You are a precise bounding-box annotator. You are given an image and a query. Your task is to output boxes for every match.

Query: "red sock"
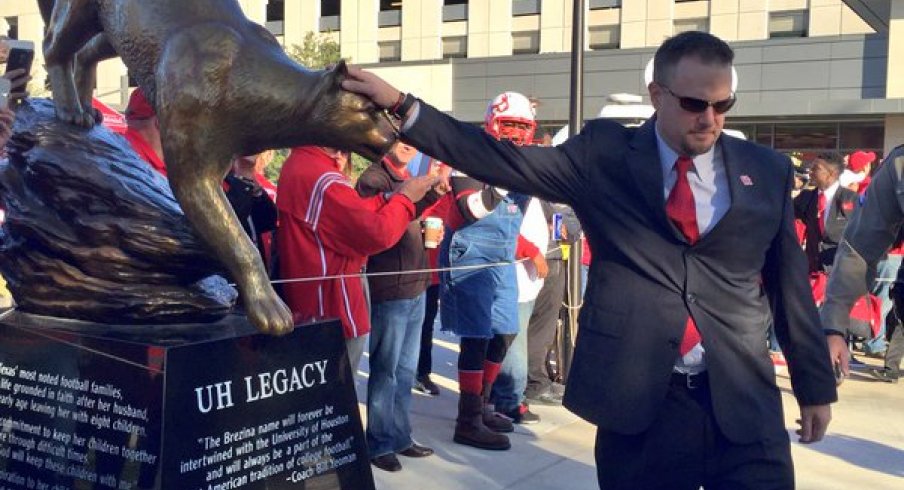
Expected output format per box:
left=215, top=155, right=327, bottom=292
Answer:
left=483, top=360, right=502, bottom=389
left=459, top=370, right=483, bottom=396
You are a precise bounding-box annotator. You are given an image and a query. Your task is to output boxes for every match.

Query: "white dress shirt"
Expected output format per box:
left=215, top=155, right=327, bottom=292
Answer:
left=820, top=181, right=841, bottom=230
left=655, top=126, right=732, bottom=373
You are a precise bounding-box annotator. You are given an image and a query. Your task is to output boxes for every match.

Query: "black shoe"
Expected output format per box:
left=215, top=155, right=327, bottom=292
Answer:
left=371, top=453, right=402, bottom=472
left=414, top=375, right=440, bottom=396
left=398, top=443, right=434, bottom=458
left=503, top=404, right=540, bottom=425
left=526, top=391, right=563, bottom=406
left=869, top=367, right=900, bottom=383
left=849, top=355, right=869, bottom=371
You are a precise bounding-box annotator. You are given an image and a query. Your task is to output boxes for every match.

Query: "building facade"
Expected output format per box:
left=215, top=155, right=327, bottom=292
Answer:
left=3, top=1, right=903, bottom=156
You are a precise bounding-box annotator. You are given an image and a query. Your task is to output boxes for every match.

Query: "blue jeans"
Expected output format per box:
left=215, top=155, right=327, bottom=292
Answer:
left=491, top=300, right=535, bottom=413
left=867, top=254, right=902, bottom=353
left=366, top=293, right=426, bottom=457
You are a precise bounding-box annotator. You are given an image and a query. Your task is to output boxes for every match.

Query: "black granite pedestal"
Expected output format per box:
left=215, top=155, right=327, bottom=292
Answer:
left=0, top=312, right=374, bottom=490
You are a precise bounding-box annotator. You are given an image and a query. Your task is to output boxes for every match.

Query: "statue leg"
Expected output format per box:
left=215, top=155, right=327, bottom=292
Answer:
left=43, top=0, right=100, bottom=127
left=156, top=25, right=293, bottom=336
left=74, top=33, right=118, bottom=124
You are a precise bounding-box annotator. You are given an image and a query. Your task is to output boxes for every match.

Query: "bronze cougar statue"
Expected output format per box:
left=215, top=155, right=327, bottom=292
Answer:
left=37, top=0, right=397, bottom=334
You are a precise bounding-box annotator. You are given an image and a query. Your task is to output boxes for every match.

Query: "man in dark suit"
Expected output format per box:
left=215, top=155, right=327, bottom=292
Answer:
left=344, top=31, right=842, bottom=489
left=794, top=153, right=859, bottom=273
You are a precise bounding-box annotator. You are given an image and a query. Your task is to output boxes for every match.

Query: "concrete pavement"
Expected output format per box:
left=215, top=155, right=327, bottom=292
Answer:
left=356, top=332, right=904, bottom=490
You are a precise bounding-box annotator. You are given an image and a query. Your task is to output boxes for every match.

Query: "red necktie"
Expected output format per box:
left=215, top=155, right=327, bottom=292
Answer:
left=666, top=156, right=701, bottom=356
left=817, top=191, right=826, bottom=236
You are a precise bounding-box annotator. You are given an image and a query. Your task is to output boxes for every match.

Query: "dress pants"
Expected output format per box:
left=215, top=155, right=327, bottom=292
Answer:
left=594, top=373, right=793, bottom=490
left=417, top=284, right=440, bottom=379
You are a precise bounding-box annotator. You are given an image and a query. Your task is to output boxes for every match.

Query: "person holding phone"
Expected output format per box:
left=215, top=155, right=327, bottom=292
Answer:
left=0, top=68, right=28, bottom=156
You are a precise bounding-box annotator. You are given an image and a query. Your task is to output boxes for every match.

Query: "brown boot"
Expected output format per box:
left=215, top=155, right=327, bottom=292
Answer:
left=454, top=393, right=511, bottom=450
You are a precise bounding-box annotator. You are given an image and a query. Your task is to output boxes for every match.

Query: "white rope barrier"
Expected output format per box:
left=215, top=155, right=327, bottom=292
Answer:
left=259, top=246, right=565, bottom=287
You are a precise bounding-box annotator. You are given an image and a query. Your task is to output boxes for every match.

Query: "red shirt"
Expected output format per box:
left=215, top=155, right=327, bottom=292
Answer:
left=124, top=128, right=167, bottom=176
left=276, top=147, right=416, bottom=338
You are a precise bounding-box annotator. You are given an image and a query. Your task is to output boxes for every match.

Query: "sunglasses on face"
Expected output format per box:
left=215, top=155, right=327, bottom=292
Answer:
left=660, top=85, right=736, bottom=114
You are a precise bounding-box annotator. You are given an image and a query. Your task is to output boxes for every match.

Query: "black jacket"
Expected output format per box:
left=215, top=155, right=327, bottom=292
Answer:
left=793, top=185, right=859, bottom=273
left=355, top=160, right=433, bottom=303
left=403, top=103, right=837, bottom=444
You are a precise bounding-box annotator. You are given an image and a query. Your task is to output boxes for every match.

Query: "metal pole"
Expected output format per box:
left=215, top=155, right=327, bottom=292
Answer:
left=561, top=0, right=586, bottom=382
left=568, top=0, right=586, bottom=138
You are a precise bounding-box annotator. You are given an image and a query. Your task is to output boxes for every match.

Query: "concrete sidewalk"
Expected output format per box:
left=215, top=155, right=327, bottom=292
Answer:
left=359, top=333, right=904, bottom=490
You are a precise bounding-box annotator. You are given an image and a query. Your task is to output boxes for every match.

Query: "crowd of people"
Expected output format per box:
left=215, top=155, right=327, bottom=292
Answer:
left=1, top=29, right=902, bottom=488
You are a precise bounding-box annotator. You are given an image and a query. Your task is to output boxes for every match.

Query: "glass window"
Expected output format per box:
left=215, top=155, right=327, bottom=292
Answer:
left=513, top=31, right=540, bottom=55
left=753, top=123, right=773, bottom=147
left=773, top=123, right=838, bottom=152
left=513, top=0, right=542, bottom=16
left=379, top=41, right=402, bottom=62
left=266, top=0, right=285, bottom=36
left=769, top=10, right=807, bottom=38
left=320, top=0, right=340, bottom=32
left=379, top=0, right=402, bottom=27
left=839, top=121, right=884, bottom=154
left=3, top=17, right=17, bottom=39
left=444, top=0, right=469, bottom=22
left=443, top=36, right=468, bottom=59
left=322, top=0, right=340, bottom=17
left=590, top=0, right=620, bottom=9
left=674, top=18, right=708, bottom=35
left=267, top=0, right=285, bottom=21
left=589, top=25, right=620, bottom=50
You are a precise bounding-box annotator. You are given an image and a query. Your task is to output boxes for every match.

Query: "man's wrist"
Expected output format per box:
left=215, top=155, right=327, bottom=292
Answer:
left=389, top=92, right=416, bottom=119
left=823, top=328, right=846, bottom=338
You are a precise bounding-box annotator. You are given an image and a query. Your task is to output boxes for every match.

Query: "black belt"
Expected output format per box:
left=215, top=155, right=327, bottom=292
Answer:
left=671, top=371, right=708, bottom=390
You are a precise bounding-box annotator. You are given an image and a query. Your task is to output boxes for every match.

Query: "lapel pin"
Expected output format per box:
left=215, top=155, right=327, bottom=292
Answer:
left=740, top=175, right=753, bottom=186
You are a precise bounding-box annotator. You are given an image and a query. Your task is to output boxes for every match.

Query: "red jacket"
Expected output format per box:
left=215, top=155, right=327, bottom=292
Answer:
left=275, top=147, right=416, bottom=338
left=124, top=128, right=167, bottom=176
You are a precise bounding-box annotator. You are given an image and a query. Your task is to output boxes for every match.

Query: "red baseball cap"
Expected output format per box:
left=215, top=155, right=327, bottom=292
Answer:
left=848, top=150, right=875, bottom=173
left=125, top=88, right=156, bottom=120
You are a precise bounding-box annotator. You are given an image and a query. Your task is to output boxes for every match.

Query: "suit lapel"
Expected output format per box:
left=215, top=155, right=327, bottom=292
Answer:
left=626, top=118, right=673, bottom=235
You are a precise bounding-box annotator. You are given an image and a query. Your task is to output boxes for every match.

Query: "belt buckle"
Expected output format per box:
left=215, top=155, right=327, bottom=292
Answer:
left=685, top=373, right=699, bottom=390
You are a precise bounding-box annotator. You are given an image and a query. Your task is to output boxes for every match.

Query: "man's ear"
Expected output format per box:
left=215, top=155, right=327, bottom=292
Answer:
left=648, top=82, right=663, bottom=111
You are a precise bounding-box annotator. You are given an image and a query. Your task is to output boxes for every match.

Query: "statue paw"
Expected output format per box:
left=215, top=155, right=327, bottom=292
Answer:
left=56, top=106, right=98, bottom=128
left=245, top=290, right=294, bottom=336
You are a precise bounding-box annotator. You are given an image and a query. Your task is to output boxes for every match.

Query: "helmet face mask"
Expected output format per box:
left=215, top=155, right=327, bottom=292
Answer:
left=485, top=92, right=537, bottom=146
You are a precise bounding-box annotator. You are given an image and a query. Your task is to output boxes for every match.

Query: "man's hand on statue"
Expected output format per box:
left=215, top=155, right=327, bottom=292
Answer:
left=398, top=175, right=440, bottom=203
left=342, top=65, right=403, bottom=110
left=2, top=69, right=31, bottom=102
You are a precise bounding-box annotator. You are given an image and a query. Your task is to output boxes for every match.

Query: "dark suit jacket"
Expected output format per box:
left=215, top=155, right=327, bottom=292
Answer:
left=793, top=186, right=859, bottom=273
left=404, top=105, right=837, bottom=444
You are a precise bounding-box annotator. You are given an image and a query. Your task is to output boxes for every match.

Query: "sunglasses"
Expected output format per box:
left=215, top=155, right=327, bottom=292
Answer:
left=660, top=85, right=736, bottom=114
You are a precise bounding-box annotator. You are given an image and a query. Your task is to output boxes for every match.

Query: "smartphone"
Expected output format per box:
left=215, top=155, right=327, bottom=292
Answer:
left=4, top=40, right=34, bottom=75
left=0, top=78, right=10, bottom=109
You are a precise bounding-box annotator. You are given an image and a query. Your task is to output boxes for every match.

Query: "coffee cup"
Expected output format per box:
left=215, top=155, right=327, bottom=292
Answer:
left=423, top=217, right=443, bottom=249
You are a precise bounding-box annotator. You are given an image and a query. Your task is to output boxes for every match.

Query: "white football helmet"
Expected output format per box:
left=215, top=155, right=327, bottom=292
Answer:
left=484, top=91, right=537, bottom=146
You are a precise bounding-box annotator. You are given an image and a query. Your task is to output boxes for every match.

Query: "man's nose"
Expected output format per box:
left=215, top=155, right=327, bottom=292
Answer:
left=697, top=106, right=717, bottom=126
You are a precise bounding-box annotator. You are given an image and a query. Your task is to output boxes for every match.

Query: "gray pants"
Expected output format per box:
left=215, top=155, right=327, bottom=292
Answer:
left=346, top=334, right=369, bottom=375
left=525, top=259, right=568, bottom=397
left=885, top=317, right=904, bottom=372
